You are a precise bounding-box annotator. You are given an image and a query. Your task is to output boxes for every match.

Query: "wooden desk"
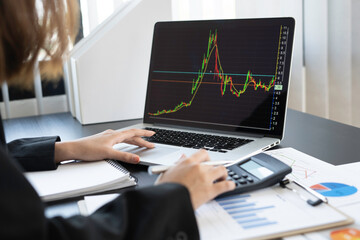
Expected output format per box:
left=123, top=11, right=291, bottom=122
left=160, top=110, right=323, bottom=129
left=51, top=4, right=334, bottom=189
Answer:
left=3, top=108, right=360, bottom=217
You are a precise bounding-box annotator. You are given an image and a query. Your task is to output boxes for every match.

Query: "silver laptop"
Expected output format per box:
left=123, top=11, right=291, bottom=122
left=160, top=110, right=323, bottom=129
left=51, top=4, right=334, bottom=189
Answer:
left=115, top=17, right=295, bottom=166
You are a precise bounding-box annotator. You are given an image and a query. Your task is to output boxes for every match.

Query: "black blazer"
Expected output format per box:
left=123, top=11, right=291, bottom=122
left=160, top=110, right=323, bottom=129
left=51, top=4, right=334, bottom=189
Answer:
left=0, top=119, right=199, bottom=240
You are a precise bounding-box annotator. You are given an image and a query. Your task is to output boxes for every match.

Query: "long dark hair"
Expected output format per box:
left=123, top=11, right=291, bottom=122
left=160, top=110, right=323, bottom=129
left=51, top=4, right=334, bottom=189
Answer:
left=0, top=0, right=79, bottom=88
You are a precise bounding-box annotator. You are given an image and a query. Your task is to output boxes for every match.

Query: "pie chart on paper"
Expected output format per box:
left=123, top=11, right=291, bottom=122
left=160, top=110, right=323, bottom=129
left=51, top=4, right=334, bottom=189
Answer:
left=310, top=182, right=358, bottom=197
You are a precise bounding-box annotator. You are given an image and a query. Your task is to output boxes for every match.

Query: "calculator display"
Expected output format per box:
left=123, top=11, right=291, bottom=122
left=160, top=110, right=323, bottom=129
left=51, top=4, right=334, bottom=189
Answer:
left=240, top=160, right=274, bottom=179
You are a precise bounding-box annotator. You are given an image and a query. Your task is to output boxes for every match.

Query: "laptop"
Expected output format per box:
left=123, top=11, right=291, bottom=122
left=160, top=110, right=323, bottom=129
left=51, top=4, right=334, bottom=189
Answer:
left=115, top=17, right=295, bottom=166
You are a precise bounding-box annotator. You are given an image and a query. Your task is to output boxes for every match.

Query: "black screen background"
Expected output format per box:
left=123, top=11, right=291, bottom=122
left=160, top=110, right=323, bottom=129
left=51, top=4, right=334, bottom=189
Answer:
left=144, top=18, right=294, bottom=138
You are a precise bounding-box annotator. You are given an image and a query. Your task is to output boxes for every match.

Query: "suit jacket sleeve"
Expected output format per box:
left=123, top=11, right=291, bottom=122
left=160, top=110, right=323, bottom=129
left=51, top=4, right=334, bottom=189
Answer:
left=0, top=147, right=200, bottom=240
left=48, top=184, right=199, bottom=240
left=7, top=136, right=60, bottom=171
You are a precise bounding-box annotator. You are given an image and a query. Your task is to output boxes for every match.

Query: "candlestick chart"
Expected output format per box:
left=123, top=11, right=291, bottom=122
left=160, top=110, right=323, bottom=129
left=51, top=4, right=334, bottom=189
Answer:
left=148, top=30, right=276, bottom=117
left=144, top=21, right=291, bottom=132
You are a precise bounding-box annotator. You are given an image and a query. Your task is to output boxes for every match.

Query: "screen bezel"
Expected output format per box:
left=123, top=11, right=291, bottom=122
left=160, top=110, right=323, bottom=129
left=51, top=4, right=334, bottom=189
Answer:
left=143, top=18, right=295, bottom=139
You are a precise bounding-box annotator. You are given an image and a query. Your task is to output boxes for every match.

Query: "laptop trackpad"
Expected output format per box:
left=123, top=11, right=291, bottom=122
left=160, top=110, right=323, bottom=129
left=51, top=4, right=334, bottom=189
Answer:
left=113, top=143, right=181, bottom=165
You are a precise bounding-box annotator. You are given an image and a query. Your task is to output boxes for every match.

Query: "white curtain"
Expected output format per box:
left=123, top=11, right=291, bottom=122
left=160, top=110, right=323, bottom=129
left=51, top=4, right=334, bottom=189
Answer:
left=304, top=0, right=360, bottom=127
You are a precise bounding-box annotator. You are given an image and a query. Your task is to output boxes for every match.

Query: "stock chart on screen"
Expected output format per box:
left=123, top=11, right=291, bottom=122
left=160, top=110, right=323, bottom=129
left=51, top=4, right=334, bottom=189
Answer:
left=144, top=19, right=293, bottom=134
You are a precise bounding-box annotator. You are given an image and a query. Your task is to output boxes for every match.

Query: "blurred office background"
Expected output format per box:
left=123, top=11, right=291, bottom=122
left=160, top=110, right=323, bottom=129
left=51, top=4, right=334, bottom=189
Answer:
left=2, top=0, right=359, bottom=128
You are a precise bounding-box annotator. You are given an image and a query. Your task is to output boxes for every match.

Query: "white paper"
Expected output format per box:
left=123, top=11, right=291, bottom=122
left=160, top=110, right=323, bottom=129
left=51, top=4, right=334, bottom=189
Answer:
left=266, top=148, right=360, bottom=207
left=80, top=194, right=120, bottom=216
left=336, top=162, right=360, bottom=176
left=303, top=202, right=360, bottom=239
left=196, top=185, right=348, bottom=240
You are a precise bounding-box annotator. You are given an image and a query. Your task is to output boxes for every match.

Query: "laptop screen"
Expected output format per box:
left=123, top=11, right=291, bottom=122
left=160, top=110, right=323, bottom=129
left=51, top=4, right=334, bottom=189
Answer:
left=144, top=18, right=294, bottom=138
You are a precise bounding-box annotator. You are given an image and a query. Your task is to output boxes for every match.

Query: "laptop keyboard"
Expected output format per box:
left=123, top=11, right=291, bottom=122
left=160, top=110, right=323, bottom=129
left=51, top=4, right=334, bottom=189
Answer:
left=143, top=127, right=253, bottom=153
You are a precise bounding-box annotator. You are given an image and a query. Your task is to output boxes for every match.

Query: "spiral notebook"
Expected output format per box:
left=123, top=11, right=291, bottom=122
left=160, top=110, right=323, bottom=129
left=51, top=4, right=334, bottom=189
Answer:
left=25, top=160, right=136, bottom=201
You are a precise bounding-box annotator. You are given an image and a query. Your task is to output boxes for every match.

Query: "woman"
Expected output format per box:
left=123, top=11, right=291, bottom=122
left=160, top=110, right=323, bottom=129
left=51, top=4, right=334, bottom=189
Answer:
left=0, top=1, right=235, bottom=239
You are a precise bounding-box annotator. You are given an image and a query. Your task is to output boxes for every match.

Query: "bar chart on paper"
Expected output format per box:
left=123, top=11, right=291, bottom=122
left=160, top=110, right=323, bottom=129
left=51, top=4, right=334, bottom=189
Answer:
left=216, top=194, right=277, bottom=230
left=195, top=186, right=350, bottom=240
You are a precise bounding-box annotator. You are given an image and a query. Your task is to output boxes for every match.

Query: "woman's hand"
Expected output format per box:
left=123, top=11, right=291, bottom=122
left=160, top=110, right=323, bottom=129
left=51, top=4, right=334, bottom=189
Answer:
left=54, top=129, right=155, bottom=164
left=156, top=150, right=236, bottom=209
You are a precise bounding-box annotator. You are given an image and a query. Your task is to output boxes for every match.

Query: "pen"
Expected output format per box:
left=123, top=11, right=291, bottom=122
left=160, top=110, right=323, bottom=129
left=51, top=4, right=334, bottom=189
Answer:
left=292, top=179, right=328, bottom=204
left=148, top=160, right=233, bottom=175
left=148, top=151, right=265, bottom=175
left=280, top=179, right=328, bottom=206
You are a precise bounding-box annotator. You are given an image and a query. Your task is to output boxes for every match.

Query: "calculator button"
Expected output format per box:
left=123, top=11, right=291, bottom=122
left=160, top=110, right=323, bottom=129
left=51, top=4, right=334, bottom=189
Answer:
left=247, top=177, right=254, bottom=183
left=239, top=179, right=247, bottom=184
left=228, top=171, right=235, bottom=176
left=232, top=174, right=240, bottom=179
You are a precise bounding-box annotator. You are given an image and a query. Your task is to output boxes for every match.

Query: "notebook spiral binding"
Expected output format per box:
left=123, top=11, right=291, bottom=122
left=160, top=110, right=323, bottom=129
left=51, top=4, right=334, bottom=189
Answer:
left=106, top=160, right=138, bottom=183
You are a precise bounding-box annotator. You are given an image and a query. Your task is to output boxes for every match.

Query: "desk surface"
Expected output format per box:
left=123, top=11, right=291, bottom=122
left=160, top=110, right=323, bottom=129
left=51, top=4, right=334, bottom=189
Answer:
left=4, top=108, right=360, bottom=166
left=3, top=108, right=360, bottom=218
